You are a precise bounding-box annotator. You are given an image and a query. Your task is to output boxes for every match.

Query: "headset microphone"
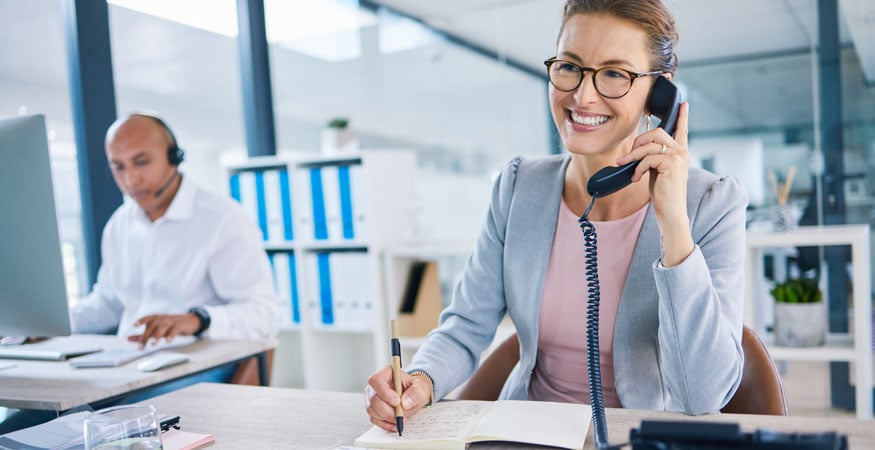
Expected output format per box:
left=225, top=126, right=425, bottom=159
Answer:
left=154, top=170, right=180, bottom=198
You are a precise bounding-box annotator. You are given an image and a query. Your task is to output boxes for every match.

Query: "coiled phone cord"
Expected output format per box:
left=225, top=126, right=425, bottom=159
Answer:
left=578, top=194, right=613, bottom=449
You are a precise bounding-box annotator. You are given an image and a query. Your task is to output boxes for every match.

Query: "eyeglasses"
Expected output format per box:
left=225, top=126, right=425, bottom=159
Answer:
left=543, top=58, right=661, bottom=99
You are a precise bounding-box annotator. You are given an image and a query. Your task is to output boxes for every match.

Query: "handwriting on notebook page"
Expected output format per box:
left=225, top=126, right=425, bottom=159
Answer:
left=400, top=401, right=490, bottom=441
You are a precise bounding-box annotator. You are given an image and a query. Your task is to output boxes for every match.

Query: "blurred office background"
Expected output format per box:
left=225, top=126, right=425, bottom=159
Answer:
left=1, top=0, right=873, bottom=414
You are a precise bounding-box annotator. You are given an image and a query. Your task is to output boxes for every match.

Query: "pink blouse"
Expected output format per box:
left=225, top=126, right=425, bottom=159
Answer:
left=529, top=199, right=648, bottom=406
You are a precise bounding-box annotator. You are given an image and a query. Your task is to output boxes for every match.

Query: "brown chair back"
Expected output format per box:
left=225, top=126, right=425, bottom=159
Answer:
left=721, top=326, right=788, bottom=415
left=230, top=349, right=275, bottom=386
left=456, top=326, right=788, bottom=415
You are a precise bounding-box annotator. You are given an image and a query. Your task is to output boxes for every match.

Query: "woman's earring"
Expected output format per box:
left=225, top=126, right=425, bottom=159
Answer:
left=645, top=115, right=652, bottom=131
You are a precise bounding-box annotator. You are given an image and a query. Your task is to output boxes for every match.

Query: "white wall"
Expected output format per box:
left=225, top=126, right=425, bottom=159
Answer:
left=690, top=137, right=766, bottom=206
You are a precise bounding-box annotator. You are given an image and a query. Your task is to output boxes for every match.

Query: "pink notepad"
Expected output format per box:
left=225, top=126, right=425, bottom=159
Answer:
left=162, top=429, right=215, bottom=450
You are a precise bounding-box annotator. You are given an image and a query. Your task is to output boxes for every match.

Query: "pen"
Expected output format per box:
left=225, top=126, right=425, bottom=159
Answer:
left=390, top=319, right=404, bottom=436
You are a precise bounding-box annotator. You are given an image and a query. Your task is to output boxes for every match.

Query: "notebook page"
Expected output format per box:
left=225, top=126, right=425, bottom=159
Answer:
left=354, top=400, right=492, bottom=449
left=469, top=400, right=591, bottom=449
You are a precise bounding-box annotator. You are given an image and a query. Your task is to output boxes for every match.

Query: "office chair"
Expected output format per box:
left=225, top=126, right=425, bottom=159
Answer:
left=230, top=349, right=275, bottom=386
left=456, top=326, right=788, bottom=416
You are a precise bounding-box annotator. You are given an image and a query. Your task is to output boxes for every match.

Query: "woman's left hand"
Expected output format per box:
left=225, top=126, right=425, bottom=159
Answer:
left=616, top=102, right=694, bottom=266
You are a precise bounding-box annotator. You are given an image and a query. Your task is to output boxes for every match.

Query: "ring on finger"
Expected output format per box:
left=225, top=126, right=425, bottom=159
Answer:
left=659, top=143, right=668, bottom=155
left=364, top=385, right=375, bottom=407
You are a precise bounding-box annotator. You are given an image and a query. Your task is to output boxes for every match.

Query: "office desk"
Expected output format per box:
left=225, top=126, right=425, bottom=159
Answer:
left=0, top=334, right=276, bottom=411
left=145, top=383, right=875, bottom=449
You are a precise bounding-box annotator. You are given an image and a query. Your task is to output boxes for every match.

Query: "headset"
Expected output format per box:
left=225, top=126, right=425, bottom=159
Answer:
left=125, top=112, right=185, bottom=198
left=128, top=112, right=185, bottom=166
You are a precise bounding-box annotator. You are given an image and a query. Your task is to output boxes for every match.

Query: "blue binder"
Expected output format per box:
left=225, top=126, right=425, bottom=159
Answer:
left=279, top=170, right=294, bottom=241
left=289, top=255, right=301, bottom=324
left=254, top=171, right=268, bottom=241
left=338, top=165, right=354, bottom=239
left=229, top=173, right=241, bottom=202
left=317, top=253, right=334, bottom=324
left=310, top=168, right=328, bottom=240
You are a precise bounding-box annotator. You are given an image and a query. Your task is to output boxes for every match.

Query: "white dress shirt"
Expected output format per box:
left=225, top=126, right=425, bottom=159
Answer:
left=71, top=175, right=280, bottom=339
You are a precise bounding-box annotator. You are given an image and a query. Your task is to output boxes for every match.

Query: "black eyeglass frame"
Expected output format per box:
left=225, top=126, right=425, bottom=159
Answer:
left=543, top=57, right=662, bottom=99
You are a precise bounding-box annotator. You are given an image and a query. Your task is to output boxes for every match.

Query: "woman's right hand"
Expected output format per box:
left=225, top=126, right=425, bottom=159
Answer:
left=365, top=365, right=432, bottom=432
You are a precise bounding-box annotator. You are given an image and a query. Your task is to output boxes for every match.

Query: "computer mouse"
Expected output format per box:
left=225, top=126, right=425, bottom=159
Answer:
left=136, top=352, right=189, bottom=372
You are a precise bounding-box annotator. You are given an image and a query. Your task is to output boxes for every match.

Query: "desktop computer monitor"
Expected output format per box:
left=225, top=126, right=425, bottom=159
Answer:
left=0, top=114, right=72, bottom=336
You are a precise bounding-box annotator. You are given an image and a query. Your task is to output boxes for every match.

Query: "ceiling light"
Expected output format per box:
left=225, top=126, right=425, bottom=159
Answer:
left=108, top=0, right=238, bottom=37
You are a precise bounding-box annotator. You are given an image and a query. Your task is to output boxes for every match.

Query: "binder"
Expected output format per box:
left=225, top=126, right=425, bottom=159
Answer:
left=309, top=167, right=328, bottom=240
left=349, top=164, right=368, bottom=241
left=229, top=172, right=241, bottom=202
left=295, top=167, right=313, bottom=242
left=233, top=171, right=262, bottom=236
left=278, top=169, right=294, bottom=241
left=270, top=253, right=300, bottom=326
left=351, top=252, right=374, bottom=330
left=321, top=165, right=343, bottom=241
left=304, top=253, right=321, bottom=326
left=329, top=252, right=349, bottom=328
left=337, top=165, right=355, bottom=240
left=267, top=253, right=284, bottom=324
left=254, top=171, right=269, bottom=241
left=316, top=252, right=334, bottom=325
left=262, top=170, right=286, bottom=243
left=288, top=254, right=301, bottom=325
left=321, top=251, right=372, bottom=330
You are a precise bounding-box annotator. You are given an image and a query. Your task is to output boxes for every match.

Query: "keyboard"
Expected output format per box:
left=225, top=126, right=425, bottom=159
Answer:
left=0, top=337, right=102, bottom=361
left=69, top=336, right=197, bottom=368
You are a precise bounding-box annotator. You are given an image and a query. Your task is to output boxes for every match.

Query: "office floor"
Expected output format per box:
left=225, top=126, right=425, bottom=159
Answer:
left=779, top=360, right=856, bottom=418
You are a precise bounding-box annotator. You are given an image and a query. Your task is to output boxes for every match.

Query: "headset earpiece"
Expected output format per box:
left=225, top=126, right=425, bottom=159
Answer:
left=129, top=112, right=185, bottom=166
left=167, top=143, right=185, bottom=166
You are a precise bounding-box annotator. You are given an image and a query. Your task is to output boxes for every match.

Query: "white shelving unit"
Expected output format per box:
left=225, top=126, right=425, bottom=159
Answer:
left=745, top=224, right=872, bottom=419
left=380, top=240, right=519, bottom=371
left=380, top=240, right=474, bottom=365
left=225, top=150, right=417, bottom=392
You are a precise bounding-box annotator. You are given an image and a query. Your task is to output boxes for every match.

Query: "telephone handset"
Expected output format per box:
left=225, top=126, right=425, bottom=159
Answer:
left=585, top=75, right=683, bottom=199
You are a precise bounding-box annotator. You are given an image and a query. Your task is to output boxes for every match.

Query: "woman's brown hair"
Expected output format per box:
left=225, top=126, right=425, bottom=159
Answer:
left=559, top=0, right=679, bottom=74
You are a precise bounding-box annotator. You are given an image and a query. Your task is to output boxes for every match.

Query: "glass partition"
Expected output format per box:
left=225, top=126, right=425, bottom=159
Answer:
left=265, top=0, right=549, bottom=243
left=0, top=1, right=84, bottom=302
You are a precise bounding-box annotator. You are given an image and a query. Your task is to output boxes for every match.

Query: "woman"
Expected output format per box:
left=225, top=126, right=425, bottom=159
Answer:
left=365, top=0, right=747, bottom=431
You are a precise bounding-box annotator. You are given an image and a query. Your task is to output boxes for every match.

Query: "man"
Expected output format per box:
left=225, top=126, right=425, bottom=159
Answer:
left=71, top=112, right=279, bottom=346
left=0, top=113, right=279, bottom=435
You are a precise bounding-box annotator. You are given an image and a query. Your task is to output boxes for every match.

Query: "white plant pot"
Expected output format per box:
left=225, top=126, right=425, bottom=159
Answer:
left=321, top=128, right=359, bottom=155
left=774, top=301, right=827, bottom=347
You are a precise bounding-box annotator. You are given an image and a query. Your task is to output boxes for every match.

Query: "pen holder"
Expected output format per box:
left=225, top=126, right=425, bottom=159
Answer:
left=83, top=404, right=163, bottom=449
left=770, top=203, right=801, bottom=232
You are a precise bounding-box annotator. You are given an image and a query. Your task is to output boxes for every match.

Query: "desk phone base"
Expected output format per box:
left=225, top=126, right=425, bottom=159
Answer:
left=630, top=420, right=848, bottom=450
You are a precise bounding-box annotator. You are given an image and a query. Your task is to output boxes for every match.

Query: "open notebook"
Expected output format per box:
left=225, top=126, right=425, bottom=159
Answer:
left=69, top=336, right=197, bottom=368
left=354, top=399, right=591, bottom=450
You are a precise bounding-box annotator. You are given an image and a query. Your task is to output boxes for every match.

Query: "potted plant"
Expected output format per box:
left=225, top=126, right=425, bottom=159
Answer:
left=321, top=117, right=359, bottom=155
left=770, top=277, right=826, bottom=346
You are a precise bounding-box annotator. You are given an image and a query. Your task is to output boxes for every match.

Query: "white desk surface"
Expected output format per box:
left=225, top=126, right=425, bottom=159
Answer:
left=144, top=383, right=875, bottom=450
left=0, top=334, right=276, bottom=411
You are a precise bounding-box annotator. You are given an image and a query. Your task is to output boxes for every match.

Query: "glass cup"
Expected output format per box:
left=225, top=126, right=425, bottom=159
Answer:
left=83, top=404, right=163, bottom=450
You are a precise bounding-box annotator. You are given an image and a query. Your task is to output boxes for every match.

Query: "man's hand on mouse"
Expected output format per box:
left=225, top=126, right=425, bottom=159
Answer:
left=127, top=313, right=200, bottom=349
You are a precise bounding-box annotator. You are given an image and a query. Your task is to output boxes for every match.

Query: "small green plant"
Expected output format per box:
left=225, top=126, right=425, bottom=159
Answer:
left=327, top=117, right=349, bottom=129
left=770, top=278, right=822, bottom=303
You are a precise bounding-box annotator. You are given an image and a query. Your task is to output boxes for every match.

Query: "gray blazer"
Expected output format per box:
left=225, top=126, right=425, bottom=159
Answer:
left=408, top=154, right=748, bottom=415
